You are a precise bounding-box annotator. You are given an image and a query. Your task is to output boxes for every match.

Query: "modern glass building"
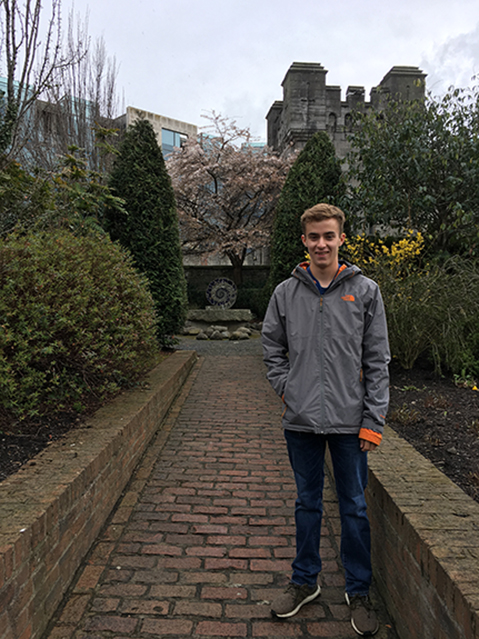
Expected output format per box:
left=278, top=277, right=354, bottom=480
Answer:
left=122, top=107, right=197, bottom=157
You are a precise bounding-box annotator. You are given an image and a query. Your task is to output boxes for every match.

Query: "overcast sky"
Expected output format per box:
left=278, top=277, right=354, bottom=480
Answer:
left=66, top=0, right=479, bottom=140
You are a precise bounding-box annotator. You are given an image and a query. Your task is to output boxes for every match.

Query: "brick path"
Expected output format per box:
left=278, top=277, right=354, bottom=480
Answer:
left=45, top=348, right=397, bottom=639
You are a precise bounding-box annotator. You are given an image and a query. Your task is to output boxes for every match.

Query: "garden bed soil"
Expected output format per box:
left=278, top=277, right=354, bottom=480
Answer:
left=387, top=359, right=479, bottom=502
left=0, top=404, right=98, bottom=481
left=0, top=359, right=478, bottom=504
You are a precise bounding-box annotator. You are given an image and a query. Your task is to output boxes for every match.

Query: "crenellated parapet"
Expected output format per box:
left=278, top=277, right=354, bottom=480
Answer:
left=267, top=62, right=427, bottom=157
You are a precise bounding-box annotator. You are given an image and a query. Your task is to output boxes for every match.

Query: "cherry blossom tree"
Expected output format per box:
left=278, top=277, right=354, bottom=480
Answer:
left=166, top=112, right=295, bottom=284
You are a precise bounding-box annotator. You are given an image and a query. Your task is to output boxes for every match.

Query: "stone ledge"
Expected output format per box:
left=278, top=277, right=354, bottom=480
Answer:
left=367, top=426, right=479, bottom=639
left=0, top=350, right=197, bottom=639
left=187, top=308, right=253, bottom=323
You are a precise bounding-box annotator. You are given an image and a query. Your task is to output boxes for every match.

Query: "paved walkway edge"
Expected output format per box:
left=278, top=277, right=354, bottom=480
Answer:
left=0, top=350, right=197, bottom=639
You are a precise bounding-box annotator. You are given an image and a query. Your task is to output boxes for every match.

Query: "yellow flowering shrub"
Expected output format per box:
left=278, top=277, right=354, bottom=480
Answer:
left=343, top=230, right=425, bottom=281
left=342, top=230, right=437, bottom=370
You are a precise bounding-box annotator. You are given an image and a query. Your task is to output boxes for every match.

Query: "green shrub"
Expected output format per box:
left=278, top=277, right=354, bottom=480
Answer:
left=106, top=119, right=188, bottom=345
left=344, top=232, right=431, bottom=369
left=380, top=269, right=441, bottom=370
left=345, top=87, right=479, bottom=256
left=386, top=258, right=479, bottom=377
left=268, top=132, right=345, bottom=291
left=0, top=161, right=54, bottom=235
left=425, top=257, right=479, bottom=377
left=0, top=139, right=125, bottom=238
left=344, top=232, right=479, bottom=375
left=0, top=229, right=158, bottom=419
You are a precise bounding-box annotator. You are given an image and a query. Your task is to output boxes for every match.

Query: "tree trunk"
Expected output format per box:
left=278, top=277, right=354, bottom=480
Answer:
left=227, top=249, right=246, bottom=286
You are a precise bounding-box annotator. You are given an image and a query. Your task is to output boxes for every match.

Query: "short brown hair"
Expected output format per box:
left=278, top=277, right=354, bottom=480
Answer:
left=301, top=203, right=345, bottom=235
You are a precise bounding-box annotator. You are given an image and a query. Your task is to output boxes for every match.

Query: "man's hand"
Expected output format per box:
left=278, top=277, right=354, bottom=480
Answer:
left=359, top=439, right=377, bottom=452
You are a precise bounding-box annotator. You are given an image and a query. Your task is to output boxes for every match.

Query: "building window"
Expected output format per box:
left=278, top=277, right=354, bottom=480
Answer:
left=344, top=113, right=353, bottom=133
left=162, top=128, right=187, bottom=156
left=40, top=109, right=53, bottom=135
left=328, top=113, right=337, bottom=134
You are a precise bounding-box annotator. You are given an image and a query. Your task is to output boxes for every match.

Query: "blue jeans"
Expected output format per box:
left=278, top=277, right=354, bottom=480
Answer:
left=284, top=429, right=371, bottom=596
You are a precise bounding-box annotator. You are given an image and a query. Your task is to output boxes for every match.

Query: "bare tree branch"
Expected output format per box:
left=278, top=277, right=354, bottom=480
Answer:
left=0, top=0, right=119, bottom=169
left=0, top=0, right=78, bottom=159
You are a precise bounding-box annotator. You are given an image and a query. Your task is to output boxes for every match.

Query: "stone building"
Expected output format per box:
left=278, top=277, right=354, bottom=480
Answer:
left=266, top=62, right=427, bottom=157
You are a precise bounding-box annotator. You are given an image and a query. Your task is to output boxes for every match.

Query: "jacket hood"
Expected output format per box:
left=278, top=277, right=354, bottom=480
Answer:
left=291, top=260, right=361, bottom=292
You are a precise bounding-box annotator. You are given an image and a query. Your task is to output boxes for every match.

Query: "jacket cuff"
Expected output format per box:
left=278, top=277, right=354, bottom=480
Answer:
left=359, top=428, right=382, bottom=446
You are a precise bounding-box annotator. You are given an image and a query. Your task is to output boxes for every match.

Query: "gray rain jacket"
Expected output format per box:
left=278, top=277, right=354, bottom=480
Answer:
left=261, top=261, right=390, bottom=444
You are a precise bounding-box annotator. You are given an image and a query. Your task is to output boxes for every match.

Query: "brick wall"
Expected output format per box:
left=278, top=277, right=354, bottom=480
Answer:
left=0, top=350, right=197, bottom=639
left=367, top=426, right=479, bottom=639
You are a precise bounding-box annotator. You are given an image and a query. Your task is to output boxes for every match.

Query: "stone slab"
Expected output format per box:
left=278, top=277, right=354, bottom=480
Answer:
left=187, top=308, right=253, bottom=322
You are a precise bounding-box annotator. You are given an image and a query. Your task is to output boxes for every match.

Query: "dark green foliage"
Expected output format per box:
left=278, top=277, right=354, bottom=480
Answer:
left=0, top=160, right=53, bottom=235
left=52, top=144, right=126, bottom=232
left=0, top=100, right=18, bottom=160
left=346, top=87, right=479, bottom=256
left=0, top=229, right=158, bottom=419
left=106, top=119, right=187, bottom=344
left=0, top=139, right=125, bottom=236
left=268, top=132, right=345, bottom=289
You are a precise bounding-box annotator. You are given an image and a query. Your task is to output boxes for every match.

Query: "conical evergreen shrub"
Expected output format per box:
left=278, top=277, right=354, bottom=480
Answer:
left=268, top=132, right=345, bottom=290
left=106, top=119, right=187, bottom=344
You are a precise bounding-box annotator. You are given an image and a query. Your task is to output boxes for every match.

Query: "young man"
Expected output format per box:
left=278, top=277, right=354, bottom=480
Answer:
left=262, top=203, right=390, bottom=636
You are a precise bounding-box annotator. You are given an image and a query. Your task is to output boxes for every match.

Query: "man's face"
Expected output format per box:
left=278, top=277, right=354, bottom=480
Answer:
left=301, top=218, right=345, bottom=272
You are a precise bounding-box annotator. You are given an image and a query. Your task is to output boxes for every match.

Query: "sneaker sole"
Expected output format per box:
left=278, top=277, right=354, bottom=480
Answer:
left=272, top=585, right=321, bottom=618
left=350, top=619, right=379, bottom=637
left=345, top=593, right=379, bottom=636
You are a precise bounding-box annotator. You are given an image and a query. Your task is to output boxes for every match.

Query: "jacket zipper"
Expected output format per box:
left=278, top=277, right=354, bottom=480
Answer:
left=319, top=295, right=325, bottom=434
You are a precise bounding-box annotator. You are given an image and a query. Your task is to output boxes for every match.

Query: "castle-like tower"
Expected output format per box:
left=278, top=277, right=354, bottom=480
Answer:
left=266, top=63, right=427, bottom=157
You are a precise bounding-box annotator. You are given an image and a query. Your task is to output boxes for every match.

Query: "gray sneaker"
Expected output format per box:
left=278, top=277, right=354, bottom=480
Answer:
left=271, top=582, right=321, bottom=618
left=345, top=593, right=379, bottom=636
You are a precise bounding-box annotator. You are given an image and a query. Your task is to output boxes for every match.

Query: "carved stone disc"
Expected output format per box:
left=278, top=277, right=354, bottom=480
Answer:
left=206, top=278, right=237, bottom=309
